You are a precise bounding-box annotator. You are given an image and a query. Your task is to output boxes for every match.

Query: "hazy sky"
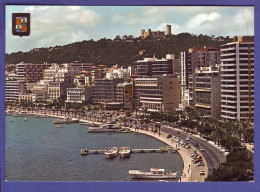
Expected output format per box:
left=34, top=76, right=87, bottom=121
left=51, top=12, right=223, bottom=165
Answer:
left=6, top=6, right=254, bottom=53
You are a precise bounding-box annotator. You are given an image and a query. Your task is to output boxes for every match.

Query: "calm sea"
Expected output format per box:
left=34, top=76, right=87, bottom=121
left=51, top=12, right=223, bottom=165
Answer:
left=5, top=116, right=183, bottom=181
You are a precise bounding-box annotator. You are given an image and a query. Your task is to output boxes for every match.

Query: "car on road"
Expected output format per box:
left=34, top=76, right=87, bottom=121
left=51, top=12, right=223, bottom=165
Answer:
left=185, top=137, right=190, bottom=141
left=185, top=145, right=191, bottom=149
left=195, top=143, right=199, bottom=147
left=200, top=147, right=205, bottom=152
left=199, top=170, right=205, bottom=175
left=177, top=131, right=180, bottom=134
left=196, top=162, right=204, bottom=166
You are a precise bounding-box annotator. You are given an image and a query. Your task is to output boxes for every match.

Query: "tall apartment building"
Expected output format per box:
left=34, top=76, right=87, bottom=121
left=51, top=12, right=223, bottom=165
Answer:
left=180, top=46, right=220, bottom=106
left=220, top=36, right=254, bottom=122
left=66, top=87, right=91, bottom=104
left=134, top=54, right=174, bottom=77
left=133, top=74, right=180, bottom=111
left=92, top=78, right=124, bottom=104
left=5, top=73, right=26, bottom=101
left=193, top=65, right=221, bottom=119
left=16, top=62, right=50, bottom=82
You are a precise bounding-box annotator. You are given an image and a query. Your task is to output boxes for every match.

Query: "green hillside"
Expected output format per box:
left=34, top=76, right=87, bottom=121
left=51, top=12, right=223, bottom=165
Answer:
left=5, top=33, right=232, bottom=67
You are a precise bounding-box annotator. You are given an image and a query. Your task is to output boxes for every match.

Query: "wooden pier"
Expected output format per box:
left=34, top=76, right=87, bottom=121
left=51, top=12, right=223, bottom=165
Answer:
left=81, top=146, right=176, bottom=155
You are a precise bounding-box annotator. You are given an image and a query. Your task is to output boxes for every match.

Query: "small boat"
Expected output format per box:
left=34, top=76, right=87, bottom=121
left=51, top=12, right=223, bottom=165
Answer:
left=119, top=147, right=131, bottom=158
left=88, top=124, right=121, bottom=133
left=55, top=125, right=63, bottom=128
left=134, top=132, right=142, bottom=135
left=129, top=168, right=177, bottom=179
left=53, top=117, right=79, bottom=124
left=81, top=148, right=88, bottom=155
left=10, top=117, right=13, bottom=122
left=24, top=117, right=27, bottom=121
left=104, top=147, right=118, bottom=159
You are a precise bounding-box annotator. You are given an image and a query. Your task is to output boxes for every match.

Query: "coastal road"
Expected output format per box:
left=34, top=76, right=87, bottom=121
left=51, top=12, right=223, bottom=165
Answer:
left=161, top=127, right=226, bottom=174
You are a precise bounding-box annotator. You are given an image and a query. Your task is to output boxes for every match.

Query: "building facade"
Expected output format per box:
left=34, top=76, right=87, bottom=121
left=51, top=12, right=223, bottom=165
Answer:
left=134, top=74, right=180, bottom=111
left=134, top=54, right=173, bottom=78
left=92, top=78, right=124, bottom=104
left=220, top=36, right=254, bottom=122
left=193, top=65, right=221, bottom=119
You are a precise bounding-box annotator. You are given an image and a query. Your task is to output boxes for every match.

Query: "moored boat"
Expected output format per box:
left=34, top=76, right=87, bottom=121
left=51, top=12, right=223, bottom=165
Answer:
left=55, top=125, right=63, bottom=128
left=81, top=148, right=88, bottom=155
left=10, top=117, right=13, bottom=122
left=24, top=117, right=27, bottom=121
left=129, top=168, right=177, bottom=179
left=104, top=147, right=118, bottom=159
left=119, top=147, right=131, bottom=158
left=53, top=117, right=79, bottom=124
left=88, top=124, right=121, bottom=133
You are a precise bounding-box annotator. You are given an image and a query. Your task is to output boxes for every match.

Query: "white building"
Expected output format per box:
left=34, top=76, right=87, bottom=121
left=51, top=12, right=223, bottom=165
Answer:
left=106, top=66, right=131, bottom=82
left=66, top=87, right=91, bottom=104
left=220, top=36, right=254, bottom=122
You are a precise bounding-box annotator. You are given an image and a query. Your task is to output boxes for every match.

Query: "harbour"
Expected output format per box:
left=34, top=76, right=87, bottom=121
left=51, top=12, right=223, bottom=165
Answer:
left=6, top=115, right=184, bottom=181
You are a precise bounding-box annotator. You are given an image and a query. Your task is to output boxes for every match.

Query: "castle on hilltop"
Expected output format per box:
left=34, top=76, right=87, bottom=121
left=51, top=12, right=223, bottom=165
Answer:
left=141, top=24, right=172, bottom=39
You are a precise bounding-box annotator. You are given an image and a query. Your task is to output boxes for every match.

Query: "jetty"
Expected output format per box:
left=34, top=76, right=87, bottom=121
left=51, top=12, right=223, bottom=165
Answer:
left=81, top=146, right=176, bottom=155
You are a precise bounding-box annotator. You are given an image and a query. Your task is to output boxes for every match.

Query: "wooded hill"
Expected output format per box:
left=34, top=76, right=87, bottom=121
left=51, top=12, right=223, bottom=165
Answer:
left=6, top=33, right=233, bottom=67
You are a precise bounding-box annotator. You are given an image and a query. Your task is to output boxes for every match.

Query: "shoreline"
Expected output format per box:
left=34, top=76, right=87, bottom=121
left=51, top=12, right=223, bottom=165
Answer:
left=7, top=110, right=208, bottom=182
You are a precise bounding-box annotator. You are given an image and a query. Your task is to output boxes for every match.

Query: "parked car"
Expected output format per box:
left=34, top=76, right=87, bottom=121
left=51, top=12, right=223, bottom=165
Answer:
left=200, top=147, right=205, bottom=152
left=166, top=134, right=172, bottom=138
left=185, top=137, right=190, bottom=141
left=177, top=131, right=181, bottom=134
left=199, top=170, right=205, bottom=175
left=195, top=143, right=199, bottom=147
left=185, top=145, right=191, bottom=149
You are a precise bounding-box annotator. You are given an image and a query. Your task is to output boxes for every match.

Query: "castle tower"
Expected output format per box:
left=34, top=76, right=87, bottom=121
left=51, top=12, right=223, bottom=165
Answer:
left=141, top=29, right=145, bottom=37
left=166, top=24, right=171, bottom=35
left=148, top=29, right=152, bottom=36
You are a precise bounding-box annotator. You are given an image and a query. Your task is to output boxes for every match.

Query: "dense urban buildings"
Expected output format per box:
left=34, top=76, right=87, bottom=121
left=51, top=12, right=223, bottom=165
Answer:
left=220, top=36, right=254, bottom=122
left=5, top=35, right=254, bottom=123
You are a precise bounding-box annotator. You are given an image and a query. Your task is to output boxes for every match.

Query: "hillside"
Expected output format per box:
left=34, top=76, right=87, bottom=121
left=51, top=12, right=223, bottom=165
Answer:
left=5, top=33, right=232, bottom=67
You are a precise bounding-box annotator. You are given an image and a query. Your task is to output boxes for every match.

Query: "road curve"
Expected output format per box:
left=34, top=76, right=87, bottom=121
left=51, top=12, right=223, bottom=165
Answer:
left=161, top=127, right=226, bottom=174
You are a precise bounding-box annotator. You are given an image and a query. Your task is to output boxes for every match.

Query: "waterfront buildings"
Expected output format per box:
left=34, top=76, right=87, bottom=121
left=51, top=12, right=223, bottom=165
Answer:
left=16, top=62, right=50, bottom=82
left=66, top=87, right=91, bottom=104
left=220, top=36, right=254, bottom=122
left=193, top=65, right=221, bottom=119
left=134, top=54, right=174, bottom=77
left=133, top=74, right=180, bottom=111
left=5, top=73, right=25, bottom=101
left=47, top=81, right=66, bottom=101
left=180, top=46, right=220, bottom=106
left=115, top=83, right=133, bottom=108
left=92, top=78, right=124, bottom=104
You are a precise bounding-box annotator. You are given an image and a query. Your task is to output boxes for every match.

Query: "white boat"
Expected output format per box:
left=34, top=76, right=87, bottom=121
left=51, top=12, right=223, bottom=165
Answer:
left=24, top=117, right=27, bottom=121
left=129, top=168, right=177, bottom=179
left=53, top=117, right=79, bottom=124
left=104, top=147, right=118, bottom=159
left=55, top=125, right=63, bottom=128
left=81, top=148, right=88, bottom=155
left=119, top=147, right=131, bottom=158
left=88, top=124, right=121, bottom=133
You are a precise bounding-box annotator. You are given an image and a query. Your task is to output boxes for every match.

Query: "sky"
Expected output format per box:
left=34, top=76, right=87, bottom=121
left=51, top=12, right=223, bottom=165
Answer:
left=5, top=6, right=254, bottom=54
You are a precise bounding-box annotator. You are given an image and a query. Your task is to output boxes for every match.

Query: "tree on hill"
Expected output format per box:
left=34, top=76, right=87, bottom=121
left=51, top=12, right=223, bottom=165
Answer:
left=5, top=33, right=233, bottom=67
